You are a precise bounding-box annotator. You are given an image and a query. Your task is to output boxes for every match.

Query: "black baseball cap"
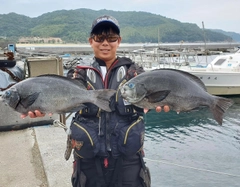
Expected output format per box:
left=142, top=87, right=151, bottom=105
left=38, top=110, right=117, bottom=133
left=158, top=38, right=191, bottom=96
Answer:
left=91, top=15, right=120, bottom=34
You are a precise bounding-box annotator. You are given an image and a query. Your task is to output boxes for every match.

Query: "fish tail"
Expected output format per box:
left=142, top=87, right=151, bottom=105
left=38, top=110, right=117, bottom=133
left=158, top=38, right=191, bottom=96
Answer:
left=93, top=89, right=116, bottom=112
left=210, top=96, right=234, bottom=125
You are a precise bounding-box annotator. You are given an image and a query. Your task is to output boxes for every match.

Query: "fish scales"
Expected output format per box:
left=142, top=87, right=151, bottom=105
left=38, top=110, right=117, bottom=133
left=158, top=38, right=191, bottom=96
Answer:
left=1, top=74, right=116, bottom=114
left=121, top=69, right=233, bottom=125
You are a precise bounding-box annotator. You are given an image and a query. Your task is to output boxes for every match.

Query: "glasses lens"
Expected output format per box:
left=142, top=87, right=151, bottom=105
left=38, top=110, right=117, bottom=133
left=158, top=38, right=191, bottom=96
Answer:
left=107, top=36, right=119, bottom=42
left=92, top=35, right=119, bottom=43
left=93, top=35, right=104, bottom=42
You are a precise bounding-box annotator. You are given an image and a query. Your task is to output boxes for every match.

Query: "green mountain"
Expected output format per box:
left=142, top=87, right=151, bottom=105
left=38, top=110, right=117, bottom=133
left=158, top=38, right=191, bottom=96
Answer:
left=0, top=9, right=235, bottom=43
left=211, top=29, right=240, bottom=42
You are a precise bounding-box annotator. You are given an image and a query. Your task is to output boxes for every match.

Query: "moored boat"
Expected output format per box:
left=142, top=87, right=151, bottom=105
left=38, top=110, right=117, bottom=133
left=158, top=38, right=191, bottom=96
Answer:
left=181, top=49, right=240, bottom=95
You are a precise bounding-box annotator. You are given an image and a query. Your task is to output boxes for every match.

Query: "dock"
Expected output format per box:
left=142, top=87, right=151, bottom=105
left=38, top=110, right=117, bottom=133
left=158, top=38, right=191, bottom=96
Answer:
left=16, top=42, right=240, bottom=57
left=0, top=124, right=73, bottom=187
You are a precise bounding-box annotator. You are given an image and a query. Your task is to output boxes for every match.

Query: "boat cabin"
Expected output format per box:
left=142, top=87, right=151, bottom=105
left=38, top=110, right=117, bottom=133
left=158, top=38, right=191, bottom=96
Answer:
left=207, top=51, right=240, bottom=72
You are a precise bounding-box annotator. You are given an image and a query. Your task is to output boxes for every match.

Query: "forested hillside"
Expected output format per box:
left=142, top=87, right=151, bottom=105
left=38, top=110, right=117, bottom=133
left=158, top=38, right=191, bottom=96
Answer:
left=211, top=29, right=240, bottom=42
left=0, top=9, right=236, bottom=43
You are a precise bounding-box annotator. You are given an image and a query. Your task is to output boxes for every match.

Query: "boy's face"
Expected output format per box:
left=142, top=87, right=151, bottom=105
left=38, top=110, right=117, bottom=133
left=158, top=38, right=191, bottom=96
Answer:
left=89, top=29, right=121, bottom=64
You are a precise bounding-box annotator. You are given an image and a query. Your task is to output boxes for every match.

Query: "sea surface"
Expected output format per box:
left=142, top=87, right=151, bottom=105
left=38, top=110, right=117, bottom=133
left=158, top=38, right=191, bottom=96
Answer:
left=143, top=95, right=240, bottom=187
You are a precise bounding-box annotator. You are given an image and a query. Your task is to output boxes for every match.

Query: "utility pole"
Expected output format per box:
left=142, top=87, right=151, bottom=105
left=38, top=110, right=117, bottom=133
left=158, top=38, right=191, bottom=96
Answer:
left=202, top=21, right=208, bottom=61
left=202, top=21, right=207, bottom=51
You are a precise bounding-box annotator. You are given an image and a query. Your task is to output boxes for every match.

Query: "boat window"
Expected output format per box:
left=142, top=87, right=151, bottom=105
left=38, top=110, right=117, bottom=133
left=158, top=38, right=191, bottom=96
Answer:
left=214, top=59, right=226, bottom=65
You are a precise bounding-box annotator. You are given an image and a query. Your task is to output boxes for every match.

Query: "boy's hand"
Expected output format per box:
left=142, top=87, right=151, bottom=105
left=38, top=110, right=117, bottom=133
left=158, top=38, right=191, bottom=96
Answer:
left=21, top=110, right=47, bottom=119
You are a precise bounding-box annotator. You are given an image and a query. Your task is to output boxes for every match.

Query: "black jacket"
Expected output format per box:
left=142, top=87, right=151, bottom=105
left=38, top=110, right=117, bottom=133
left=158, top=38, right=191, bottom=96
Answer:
left=68, top=57, right=145, bottom=158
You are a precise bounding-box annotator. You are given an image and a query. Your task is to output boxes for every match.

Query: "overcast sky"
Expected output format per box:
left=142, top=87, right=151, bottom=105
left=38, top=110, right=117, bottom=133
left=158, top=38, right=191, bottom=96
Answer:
left=1, top=0, right=240, bottom=34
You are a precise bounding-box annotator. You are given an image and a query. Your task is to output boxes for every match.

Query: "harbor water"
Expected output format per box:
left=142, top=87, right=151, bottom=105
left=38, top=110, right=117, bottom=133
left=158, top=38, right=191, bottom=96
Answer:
left=143, top=95, right=240, bottom=187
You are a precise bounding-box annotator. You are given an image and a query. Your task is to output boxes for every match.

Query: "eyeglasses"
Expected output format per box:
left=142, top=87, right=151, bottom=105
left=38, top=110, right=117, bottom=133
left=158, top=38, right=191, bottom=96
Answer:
left=91, top=34, right=119, bottom=43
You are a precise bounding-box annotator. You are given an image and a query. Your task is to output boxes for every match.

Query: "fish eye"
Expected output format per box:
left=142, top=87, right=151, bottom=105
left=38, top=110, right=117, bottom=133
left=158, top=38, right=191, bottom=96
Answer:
left=128, top=83, right=135, bottom=89
left=5, top=90, right=11, bottom=97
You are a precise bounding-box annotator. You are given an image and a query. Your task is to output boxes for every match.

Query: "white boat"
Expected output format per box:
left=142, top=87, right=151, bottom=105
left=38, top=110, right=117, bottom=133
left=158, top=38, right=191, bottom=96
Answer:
left=184, top=50, right=240, bottom=95
left=143, top=49, right=240, bottom=96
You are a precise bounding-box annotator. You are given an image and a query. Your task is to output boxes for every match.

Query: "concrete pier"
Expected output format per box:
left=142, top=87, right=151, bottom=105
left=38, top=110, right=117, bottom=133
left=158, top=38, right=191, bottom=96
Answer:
left=16, top=42, right=240, bottom=56
left=0, top=125, right=73, bottom=187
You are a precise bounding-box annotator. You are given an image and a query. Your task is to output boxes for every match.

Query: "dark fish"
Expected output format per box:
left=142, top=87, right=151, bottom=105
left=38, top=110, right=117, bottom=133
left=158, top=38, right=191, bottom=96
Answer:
left=120, top=69, right=233, bottom=125
left=1, top=74, right=116, bottom=114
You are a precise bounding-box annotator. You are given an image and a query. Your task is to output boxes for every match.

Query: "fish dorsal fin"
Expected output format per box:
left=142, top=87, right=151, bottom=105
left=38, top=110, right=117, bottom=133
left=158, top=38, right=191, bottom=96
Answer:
left=20, top=92, right=40, bottom=108
left=153, top=69, right=207, bottom=91
left=37, top=74, right=86, bottom=87
left=147, top=90, right=171, bottom=103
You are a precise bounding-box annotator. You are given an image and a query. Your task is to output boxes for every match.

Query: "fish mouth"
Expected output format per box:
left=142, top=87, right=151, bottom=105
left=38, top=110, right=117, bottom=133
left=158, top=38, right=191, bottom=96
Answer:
left=120, top=90, right=126, bottom=99
left=120, top=86, right=128, bottom=98
left=0, top=97, right=8, bottom=106
left=120, top=88, right=141, bottom=104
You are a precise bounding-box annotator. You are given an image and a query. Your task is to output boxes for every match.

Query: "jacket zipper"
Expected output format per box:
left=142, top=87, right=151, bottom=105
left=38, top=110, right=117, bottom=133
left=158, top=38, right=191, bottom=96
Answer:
left=73, top=122, right=94, bottom=146
left=124, top=116, right=143, bottom=144
left=104, top=59, right=119, bottom=151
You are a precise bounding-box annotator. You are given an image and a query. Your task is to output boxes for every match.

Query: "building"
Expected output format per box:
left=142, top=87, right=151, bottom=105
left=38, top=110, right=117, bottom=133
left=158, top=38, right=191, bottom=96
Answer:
left=18, top=37, right=63, bottom=44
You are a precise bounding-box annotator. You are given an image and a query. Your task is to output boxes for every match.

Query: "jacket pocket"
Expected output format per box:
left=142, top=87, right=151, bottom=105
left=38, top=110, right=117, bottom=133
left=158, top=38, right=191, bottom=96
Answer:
left=70, top=120, right=100, bottom=158
left=118, top=116, right=145, bottom=156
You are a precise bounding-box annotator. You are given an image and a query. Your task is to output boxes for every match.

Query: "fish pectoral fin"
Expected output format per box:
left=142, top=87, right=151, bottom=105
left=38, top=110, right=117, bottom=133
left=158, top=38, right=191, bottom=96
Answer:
left=20, top=92, right=40, bottom=108
left=147, top=90, right=171, bottom=103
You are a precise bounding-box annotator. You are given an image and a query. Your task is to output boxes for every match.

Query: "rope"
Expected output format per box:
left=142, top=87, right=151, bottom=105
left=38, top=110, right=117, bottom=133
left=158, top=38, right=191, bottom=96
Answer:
left=0, top=67, right=22, bottom=82
left=0, top=67, right=22, bottom=91
left=144, top=157, right=240, bottom=178
left=53, top=119, right=68, bottom=131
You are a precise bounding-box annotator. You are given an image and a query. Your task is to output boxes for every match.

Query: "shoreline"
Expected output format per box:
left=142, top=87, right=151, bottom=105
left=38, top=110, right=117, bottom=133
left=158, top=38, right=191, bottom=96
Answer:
left=14, top=42, right=240, bottom=57
left=16, top=42, right=240, bottom=52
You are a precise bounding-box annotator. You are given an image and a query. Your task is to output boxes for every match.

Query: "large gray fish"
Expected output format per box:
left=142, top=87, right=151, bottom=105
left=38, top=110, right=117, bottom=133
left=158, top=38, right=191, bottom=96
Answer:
left=120, top=69, right=234, bottom=125
left=1, top=74, right=116, bottom=114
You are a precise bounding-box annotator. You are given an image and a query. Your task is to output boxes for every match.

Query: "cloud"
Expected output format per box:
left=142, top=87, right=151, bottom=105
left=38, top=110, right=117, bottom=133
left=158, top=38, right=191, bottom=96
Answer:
left=0, top=0, right=239, bottom=33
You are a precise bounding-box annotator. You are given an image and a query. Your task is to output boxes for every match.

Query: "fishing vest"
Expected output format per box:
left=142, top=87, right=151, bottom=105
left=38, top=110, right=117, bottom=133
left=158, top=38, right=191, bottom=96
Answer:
left=70, top=58, right=145, bottom=158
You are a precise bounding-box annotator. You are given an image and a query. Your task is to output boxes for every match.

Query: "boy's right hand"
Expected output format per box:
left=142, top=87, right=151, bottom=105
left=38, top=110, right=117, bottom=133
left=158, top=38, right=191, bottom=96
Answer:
left=21, top=110, right=46, bottom=119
